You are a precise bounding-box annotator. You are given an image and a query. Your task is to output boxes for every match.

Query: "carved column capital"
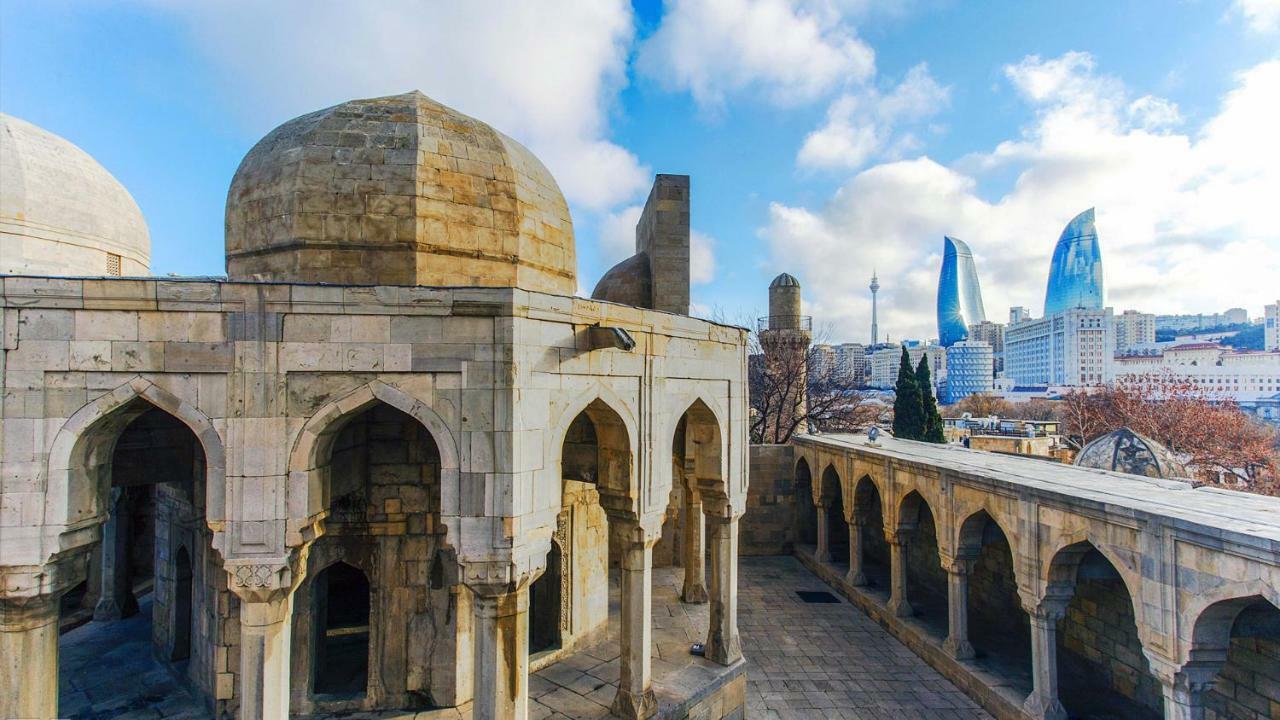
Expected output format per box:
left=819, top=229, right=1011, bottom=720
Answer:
left=225, top=555, right=305, bottom=607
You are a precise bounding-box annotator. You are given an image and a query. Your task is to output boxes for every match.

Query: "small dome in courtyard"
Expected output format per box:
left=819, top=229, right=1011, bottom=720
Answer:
left=225, top=91, right=575, bottom=293
left=1, top=113, right=150, bottom=276
left=770, top=272, right=800, bottom=288
left=1074, top=428, right=1190, bottom=479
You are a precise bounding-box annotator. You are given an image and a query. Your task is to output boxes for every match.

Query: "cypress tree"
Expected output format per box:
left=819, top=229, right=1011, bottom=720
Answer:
left=892, top=347, right=923, bottom=440
left=916, top=355, right=945, bottom=443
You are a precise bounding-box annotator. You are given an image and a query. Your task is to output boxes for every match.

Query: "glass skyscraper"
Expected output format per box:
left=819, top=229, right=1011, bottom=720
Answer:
left=936, top=236, right=987, bottom=347
left=1044, top=208, right=1105, bottom=315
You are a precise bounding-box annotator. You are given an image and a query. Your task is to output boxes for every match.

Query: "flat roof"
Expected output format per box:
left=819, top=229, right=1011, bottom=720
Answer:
left=795, top=433, right=1280, bottom=544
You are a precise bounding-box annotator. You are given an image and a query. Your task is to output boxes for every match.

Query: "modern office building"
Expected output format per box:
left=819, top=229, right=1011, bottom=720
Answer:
left=1044, top=208, right=1105, bottom=315
left=870, top=342, right=945, bottom=391
left=1266, top=301, right=1279, bottom=351
left=1009, top=306, right=1031, bottom=324
left=1115, top=310, right=1156, bottom=351
left=967, top=320, right=1004, bottom=373
left=945, top=341, right=995, bottom=403
left=834, top=342, right=868, bottom=384
left=937, top=236, right=987, bottom=346
left=1005, top=307, right=1115, bottom=386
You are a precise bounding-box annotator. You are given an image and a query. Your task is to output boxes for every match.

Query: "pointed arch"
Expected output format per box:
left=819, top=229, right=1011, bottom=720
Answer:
left=674, top=397, right=727, bottom=504
left=545, top=381, right=641, bottom=519
left=288, top=380, right=460, bottom=527
left=45, top=376, right=225, bottom=537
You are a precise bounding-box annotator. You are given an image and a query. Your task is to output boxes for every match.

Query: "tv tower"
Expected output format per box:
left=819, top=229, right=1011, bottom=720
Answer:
left=869, top=270, right=880, bottom=346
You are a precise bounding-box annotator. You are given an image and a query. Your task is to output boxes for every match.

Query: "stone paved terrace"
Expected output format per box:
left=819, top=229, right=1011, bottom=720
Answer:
left=58, top=559, right=989, bottom=719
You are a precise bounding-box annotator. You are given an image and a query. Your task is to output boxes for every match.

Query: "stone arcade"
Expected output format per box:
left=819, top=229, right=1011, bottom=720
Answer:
left=0, top=93, right=748, bottom=720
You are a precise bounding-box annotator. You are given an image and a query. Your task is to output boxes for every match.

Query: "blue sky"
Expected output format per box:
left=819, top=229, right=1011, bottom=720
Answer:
left=3, top=0, right=1278, bottom=342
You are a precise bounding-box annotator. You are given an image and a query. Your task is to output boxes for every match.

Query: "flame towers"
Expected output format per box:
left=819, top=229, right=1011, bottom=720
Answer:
left=936, top=236, right=987, bottom=346
left=1044, top=207, right=1105, bottom=315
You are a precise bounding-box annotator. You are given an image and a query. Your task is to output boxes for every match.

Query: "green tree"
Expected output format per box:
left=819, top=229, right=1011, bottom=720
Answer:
left=892, top=347, right=923, bottom=440
left=916, top=355, right=945, bottom=443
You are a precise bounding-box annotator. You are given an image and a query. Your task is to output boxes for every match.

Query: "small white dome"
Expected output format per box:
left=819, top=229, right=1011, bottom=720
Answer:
left=1, top=113, right=150, bottom=276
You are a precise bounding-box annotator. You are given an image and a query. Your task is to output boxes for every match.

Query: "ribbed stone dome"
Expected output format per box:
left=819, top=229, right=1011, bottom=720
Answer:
left=1074, top=428, right=1190, bottom=479
left=770, top=272, right=800, bottom=288
left=1, top=113, right=150, bottom=276
left=225, top=91, right=576, bottom=293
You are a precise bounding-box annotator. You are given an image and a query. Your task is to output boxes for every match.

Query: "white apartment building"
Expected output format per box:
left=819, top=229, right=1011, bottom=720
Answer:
left=1004, top=307, right=1115, bottom=387
left=870, top=343, right=945, bottom=390
left=1114, top=310, right=1156, bottom=351
left=1113, top=343, right=1280, bottom=400
left=834, top=342, right=868, bottom=384
left=1267, top=300, right=1279, bottom=351
left=1155, top=308, right=1249, bottom=332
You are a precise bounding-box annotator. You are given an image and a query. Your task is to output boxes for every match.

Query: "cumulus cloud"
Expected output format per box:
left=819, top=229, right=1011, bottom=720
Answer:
left=691, top=230, right=717, bottom=284
left=1233, top=0, right=1280, bottom=31
left=764, top=53, right=1280, bottom=342
left=797, top=63, right=949, bottom=170
left=145, top=0, right=648, bottom=210
left=637, top=0, right=875, bottom=108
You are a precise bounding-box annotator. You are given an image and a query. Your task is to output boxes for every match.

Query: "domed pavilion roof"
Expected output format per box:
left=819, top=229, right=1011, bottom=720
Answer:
left=770, top=272, right=800, bottom=288
left=1074, top=427, right=1190, bottom=479
left=225, top=91, right=575, bottom=293
left=1, top=113, right=150, bottom=276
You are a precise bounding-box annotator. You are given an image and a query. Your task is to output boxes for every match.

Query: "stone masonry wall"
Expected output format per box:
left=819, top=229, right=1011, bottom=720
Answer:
left=741, top=445, right=795, bottom=556
left=1058, top=572, right=1162, bottom=716
left=966, top=530, right=1029, bottom=664
left=1204, top=631, right=1280, bottom=719
left=905, top=509, right=946, bottom=610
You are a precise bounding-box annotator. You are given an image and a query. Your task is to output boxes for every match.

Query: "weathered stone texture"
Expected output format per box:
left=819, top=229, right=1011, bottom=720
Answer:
left=224, top=92, right=575, bottom=295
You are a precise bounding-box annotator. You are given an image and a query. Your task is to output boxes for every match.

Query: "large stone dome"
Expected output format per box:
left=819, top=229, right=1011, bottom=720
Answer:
left=1, top=113, right=150, bottom=276
left=225, top=91, right=576, bottom=293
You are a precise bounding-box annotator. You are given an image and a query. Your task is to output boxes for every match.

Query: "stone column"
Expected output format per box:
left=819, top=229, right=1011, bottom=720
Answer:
left=943, top=559, right=975, bottom=660
left=814, top=501, right=831, bottom=563
left=886, top=531, right=913, bottom=618
left=471, top=586, right=531, bottom=720
left=0, top=595, right=61, bottom=720
left=613, top=532, right=658, bottom=719
left=1161, top=663, right=1218, bottom=720
left=1022, top=599, right=1069, bottom=720
left=846, top=516, right=866, bottom=586
left=94, top=487, right=138, bottom=620
left=680, top=490, right=708, bottom=604
left=237, top=594, right=294, bottom=720
left=705, top=512, right=743, bottom=666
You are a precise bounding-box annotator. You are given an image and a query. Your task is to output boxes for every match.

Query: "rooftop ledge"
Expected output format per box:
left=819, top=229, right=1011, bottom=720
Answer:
left=794, top=432, right=1280, bottom=546
left=0, top=274, right=749, bottom=339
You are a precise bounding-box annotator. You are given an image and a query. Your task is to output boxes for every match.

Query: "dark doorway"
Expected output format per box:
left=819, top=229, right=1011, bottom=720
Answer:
left=313, top=562, right=371, bottom=697
left=529, top=541, right=563, bottom=654
left=171, top=546, right=193, bottom=661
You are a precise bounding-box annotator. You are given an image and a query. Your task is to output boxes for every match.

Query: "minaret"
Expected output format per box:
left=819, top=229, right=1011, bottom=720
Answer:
left=869, top=270, right=880, bottom=346
left=760, top=273, right=812, bottom=441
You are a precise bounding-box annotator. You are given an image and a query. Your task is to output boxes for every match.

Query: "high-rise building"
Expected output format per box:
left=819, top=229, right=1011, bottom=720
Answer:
left=833, top=342, right=867, bottom=385
left=1114, top=310, right=1156, bottom=351
left=1010, top=306, right=1031, bottom=324
left=869, top=342, right=945, bottom=391
left=1267, top=300, right=1280, bottom=351
left=810, top=343, right=838, bottom=381
left=967, top=320, right=1004, bottom=374
left=1005, top=307, right=1115, bottom=386
left=869, top=271, right=880, bottom=346
left=1044, top=208, right=1105, bottom=315
left=936, top=236, right=988, bottom=347
left=945, top=341, right=995, bottom=403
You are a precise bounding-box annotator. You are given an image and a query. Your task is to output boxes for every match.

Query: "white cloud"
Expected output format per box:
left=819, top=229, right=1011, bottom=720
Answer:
left=599, top=205, right=717, bottom=285
left=691, top=230, right=717, bottom=284
left=1233, top=0, right=1280, bottom=31
left=600, top=205, right=644, bottom=263
left=764, top=54, right=1280, bottom=342
left=637, top=0, right=875, bottom=108
left=146, top=0, right=648, bottom=210
left=797, top=63, right=948, bottom=170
